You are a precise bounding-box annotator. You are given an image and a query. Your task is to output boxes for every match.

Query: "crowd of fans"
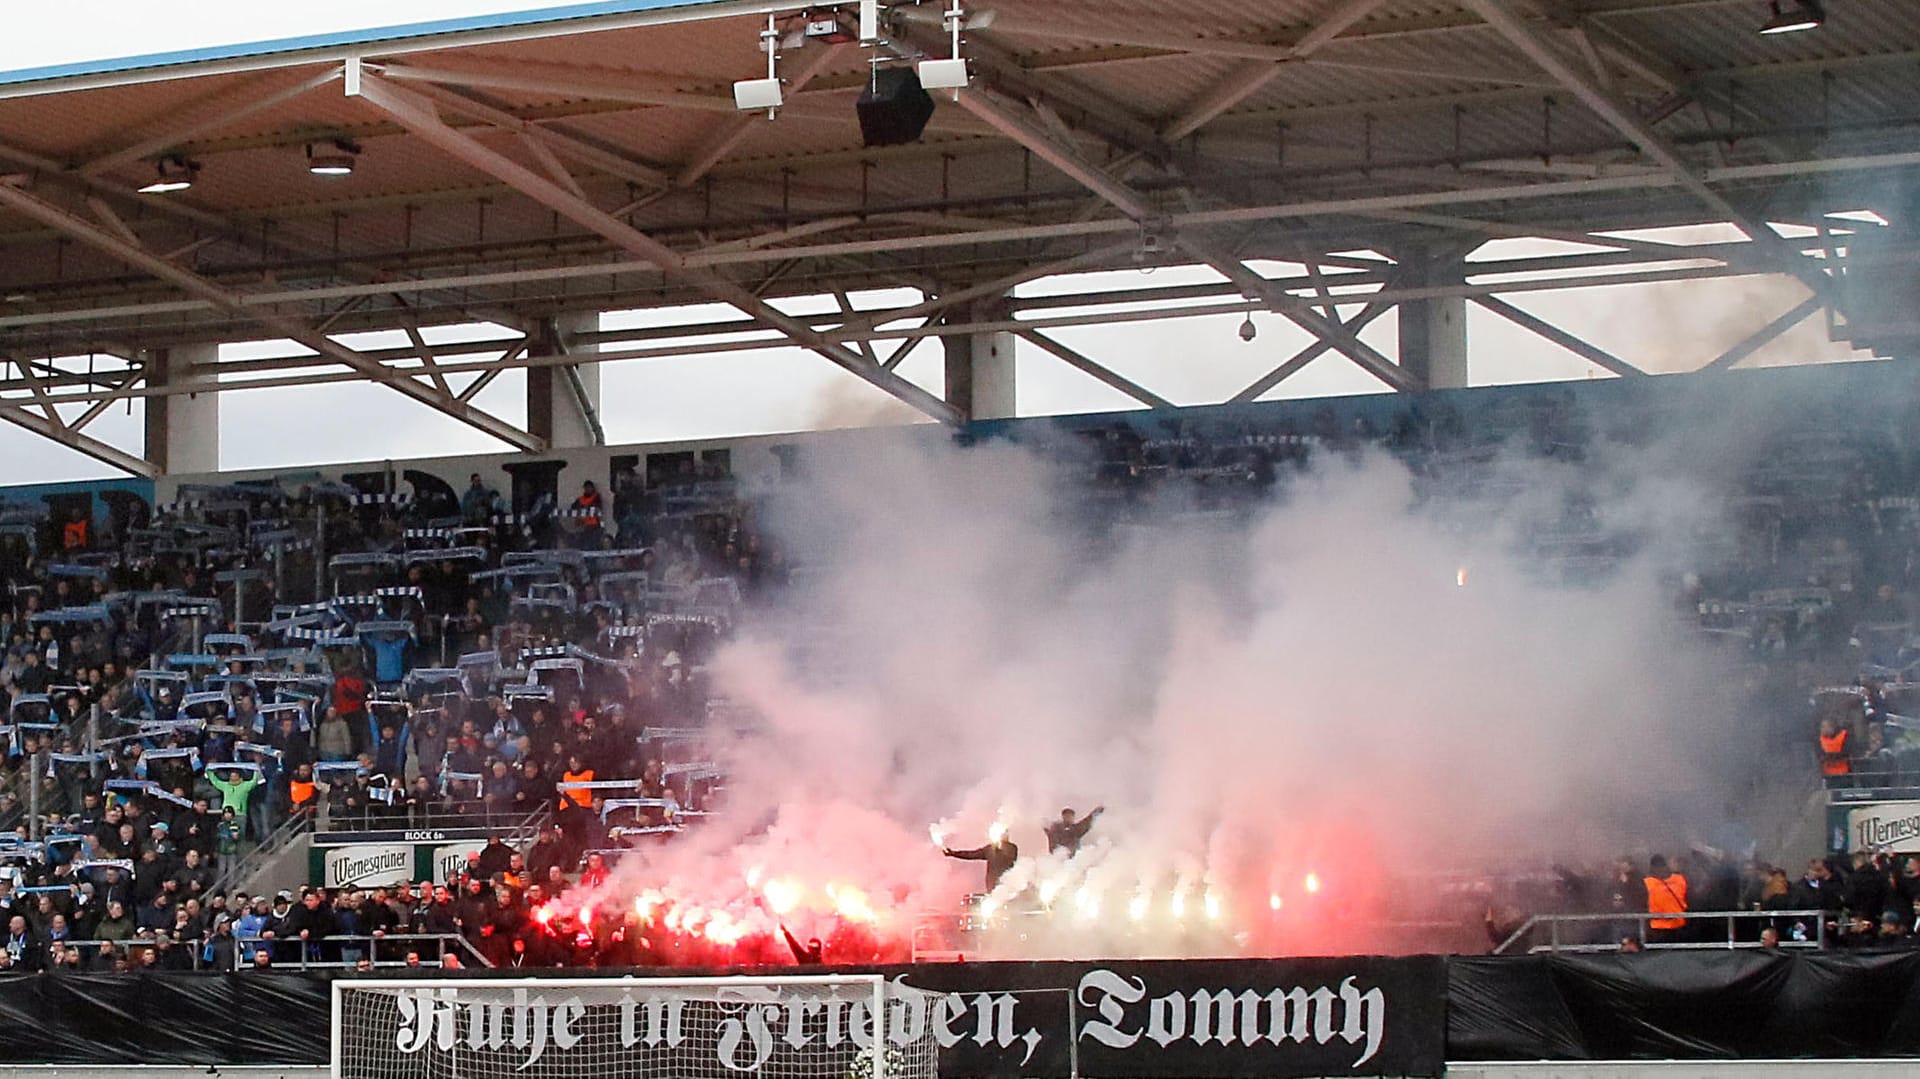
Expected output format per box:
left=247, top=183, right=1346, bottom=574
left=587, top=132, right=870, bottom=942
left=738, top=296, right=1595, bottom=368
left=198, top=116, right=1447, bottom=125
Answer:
left=1483, top=846, right=1920, bottom=954
left=0, top=455, right=768, bottom=969
left=2, top=376, right=1920, bottom=968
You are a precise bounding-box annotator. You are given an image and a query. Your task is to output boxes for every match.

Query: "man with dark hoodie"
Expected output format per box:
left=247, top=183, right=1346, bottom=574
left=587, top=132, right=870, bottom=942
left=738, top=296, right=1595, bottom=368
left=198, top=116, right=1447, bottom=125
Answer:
left=278, top=890, right=337, bottom=964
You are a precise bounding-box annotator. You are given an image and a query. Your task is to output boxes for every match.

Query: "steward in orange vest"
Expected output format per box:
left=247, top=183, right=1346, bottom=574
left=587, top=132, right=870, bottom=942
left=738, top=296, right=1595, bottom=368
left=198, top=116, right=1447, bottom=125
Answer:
left=1819, top=718, right=1851, bottom=777
left=1644, top=853, right=1689, bottom=937
left=560, top=756, right=595, bottom=809
left=289, top=764, right=319, bottom=812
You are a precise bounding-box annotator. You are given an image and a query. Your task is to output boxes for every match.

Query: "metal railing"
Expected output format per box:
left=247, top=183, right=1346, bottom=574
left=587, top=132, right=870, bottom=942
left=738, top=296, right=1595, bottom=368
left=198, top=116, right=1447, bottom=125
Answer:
left=1494, top=909, right=1831, bottom=955
left=205, top=808, right=314, bottom=898
left=315, top=798, right=554, bottom=835
left=37, top=931, right=491, bottom=971
left=242, top=931, right=494, bottom=970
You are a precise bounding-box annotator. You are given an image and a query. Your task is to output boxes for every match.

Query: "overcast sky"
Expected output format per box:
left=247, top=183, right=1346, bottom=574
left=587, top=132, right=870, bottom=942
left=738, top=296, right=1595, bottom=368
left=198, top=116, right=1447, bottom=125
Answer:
left=0, top=4, right=1877, bottom=483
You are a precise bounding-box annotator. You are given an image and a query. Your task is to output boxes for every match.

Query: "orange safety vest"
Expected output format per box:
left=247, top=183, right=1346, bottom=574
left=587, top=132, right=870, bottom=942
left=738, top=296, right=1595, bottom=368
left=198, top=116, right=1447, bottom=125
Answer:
left=1821, top=729, right=1851, bottom=776
left=574, top=494, right=602, bottom=530
left=1645, top=873, right=1688, bottom=929
left=561, top=769, right=595, bottom=808
left=61, top=520, right=87, bottom=550
left=290, top=779, right=317, bottom=806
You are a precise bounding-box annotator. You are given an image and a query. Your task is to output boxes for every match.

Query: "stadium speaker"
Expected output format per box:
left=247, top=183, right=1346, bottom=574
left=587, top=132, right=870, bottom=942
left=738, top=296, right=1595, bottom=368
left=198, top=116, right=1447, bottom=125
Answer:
left=857, top=67, right=936, bottom=148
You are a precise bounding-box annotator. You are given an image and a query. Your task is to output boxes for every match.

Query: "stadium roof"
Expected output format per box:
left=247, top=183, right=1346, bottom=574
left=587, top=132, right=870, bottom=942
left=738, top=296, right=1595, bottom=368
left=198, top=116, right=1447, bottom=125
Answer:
left=0, top=0, right=1915, bottom=473
left=0, top=2, right=728, bottom=92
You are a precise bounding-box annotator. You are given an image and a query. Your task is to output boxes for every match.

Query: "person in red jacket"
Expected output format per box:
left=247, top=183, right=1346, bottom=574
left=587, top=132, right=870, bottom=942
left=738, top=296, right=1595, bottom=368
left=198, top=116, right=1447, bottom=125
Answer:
left=332, top=666, right=371, bottom=755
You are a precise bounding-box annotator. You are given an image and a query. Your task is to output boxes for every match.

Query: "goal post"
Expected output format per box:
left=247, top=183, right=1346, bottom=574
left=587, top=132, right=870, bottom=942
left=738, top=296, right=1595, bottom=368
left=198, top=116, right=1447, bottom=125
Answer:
left=332, top=974, right=938, bottom=1079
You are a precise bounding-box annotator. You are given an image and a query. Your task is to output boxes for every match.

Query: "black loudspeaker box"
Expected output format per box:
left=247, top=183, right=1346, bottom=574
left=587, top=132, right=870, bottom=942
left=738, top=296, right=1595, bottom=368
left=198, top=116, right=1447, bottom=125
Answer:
left=857, top=67, right=936, bottom=148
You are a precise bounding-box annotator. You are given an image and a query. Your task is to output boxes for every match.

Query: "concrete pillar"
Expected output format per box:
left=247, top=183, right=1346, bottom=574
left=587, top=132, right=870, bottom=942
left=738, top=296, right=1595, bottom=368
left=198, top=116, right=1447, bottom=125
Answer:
left=940, top=297, right=1017, bottom=421
left=1397, top=251, right=1470, bottom=390
left=144, top=344, right=220, bottom=475
left=528, top=312, right=603, bottom=447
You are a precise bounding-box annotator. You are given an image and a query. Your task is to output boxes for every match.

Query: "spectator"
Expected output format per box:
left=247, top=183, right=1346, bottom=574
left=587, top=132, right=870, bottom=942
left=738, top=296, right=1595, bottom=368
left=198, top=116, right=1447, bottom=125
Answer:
left=1788, top=859, right=1844, bottom=942
left=316, top=708, right=354, bottom=763
left=461, top=474, right=497, bottom=524
left=4, top=914, right=42, bottom=971
left=278, top=890, right=336, bottom=964
left=94, top=901, right=134, bottom=943
left=475, top=835, right=514, bottom=880
left=235, top=897, right=272, bottom=962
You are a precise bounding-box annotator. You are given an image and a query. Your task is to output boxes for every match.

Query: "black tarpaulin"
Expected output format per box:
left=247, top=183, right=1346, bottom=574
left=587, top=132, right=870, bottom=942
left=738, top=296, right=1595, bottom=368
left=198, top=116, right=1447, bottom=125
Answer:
left=0, top=973, right=333, bottom=1064
left=1446, top=951, right=1920, bottom=1060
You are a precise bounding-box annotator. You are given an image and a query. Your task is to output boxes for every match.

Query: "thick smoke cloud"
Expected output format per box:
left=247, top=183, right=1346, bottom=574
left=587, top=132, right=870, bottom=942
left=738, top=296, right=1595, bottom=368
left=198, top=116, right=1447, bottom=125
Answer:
left=590, top=424, right=1752, bottom=959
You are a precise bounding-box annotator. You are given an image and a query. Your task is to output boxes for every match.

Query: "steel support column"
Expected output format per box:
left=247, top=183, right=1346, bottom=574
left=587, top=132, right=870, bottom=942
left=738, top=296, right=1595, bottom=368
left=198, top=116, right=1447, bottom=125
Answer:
left=941, top=298, right=1017, bottom=422
left=1398, top=248, right=1470, bottom=389
left=530, top=314, right=605, bottom=448
left=144, top=345, right=220, bottom=474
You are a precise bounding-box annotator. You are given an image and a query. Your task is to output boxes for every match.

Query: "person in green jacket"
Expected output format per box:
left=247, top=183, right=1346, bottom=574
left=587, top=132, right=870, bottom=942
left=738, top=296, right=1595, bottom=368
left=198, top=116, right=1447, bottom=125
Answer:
left=93, top=901, right=133, bottom=942
left=217, top=808, right=243, bottom=859
left=208, top=768, right=264, bottom=839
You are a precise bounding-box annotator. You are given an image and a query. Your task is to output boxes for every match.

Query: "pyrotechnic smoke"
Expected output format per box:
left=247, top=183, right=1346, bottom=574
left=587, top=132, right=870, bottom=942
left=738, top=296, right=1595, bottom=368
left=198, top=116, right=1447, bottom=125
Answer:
left=581, top=422, right=1760, bottom=960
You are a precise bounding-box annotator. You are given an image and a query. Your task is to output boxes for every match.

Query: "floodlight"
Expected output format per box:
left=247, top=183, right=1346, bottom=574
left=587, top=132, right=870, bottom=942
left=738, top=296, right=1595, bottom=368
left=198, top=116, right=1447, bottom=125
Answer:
left=306, top=139, right=361, bottom=176
left=137, top=156, right=198, bottom=194
left=1759, top=0, right=1824, bottom=34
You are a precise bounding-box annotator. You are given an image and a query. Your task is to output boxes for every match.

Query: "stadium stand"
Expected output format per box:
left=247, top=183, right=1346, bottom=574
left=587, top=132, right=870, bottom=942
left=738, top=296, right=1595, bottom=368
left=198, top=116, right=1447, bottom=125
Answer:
left=5, top=370, right=1920, bottom=968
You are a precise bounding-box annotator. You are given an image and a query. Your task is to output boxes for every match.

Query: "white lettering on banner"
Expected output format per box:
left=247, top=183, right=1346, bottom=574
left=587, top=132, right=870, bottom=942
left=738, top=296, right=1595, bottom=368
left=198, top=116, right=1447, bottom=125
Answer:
left=383, top=970, right=1388, bottom=1072
left=389, top=983, right=1032, bottom=1072
left=324, top=843, right=412, bottom=889
left=432, top=843, right=481, bottom=886
left=1849, top=802, right=1920, bottom=854
left=1075, top=970, right=1386, bottom=1067
left=434, top=838, right=530, bottom=884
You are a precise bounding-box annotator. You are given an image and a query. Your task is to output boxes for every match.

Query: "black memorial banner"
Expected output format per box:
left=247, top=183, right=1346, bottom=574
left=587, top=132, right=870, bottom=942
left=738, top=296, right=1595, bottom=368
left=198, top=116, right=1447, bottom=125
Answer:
left=11, top=952, right=1920, bottom=1072
left=895, top=957, right=1446, bottom=1078
left=0, top=958, right=1445, bottom=1077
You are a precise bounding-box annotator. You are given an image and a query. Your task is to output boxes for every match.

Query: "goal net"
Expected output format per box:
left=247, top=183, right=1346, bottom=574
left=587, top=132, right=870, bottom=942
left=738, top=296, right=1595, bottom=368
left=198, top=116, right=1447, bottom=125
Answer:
left=334, top=975, right=939, bottom=1079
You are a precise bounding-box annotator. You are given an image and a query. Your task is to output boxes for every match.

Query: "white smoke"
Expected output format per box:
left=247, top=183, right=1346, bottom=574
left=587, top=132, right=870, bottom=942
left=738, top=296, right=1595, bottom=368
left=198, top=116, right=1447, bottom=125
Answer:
left=583, top=425, right=1753, bottom=960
